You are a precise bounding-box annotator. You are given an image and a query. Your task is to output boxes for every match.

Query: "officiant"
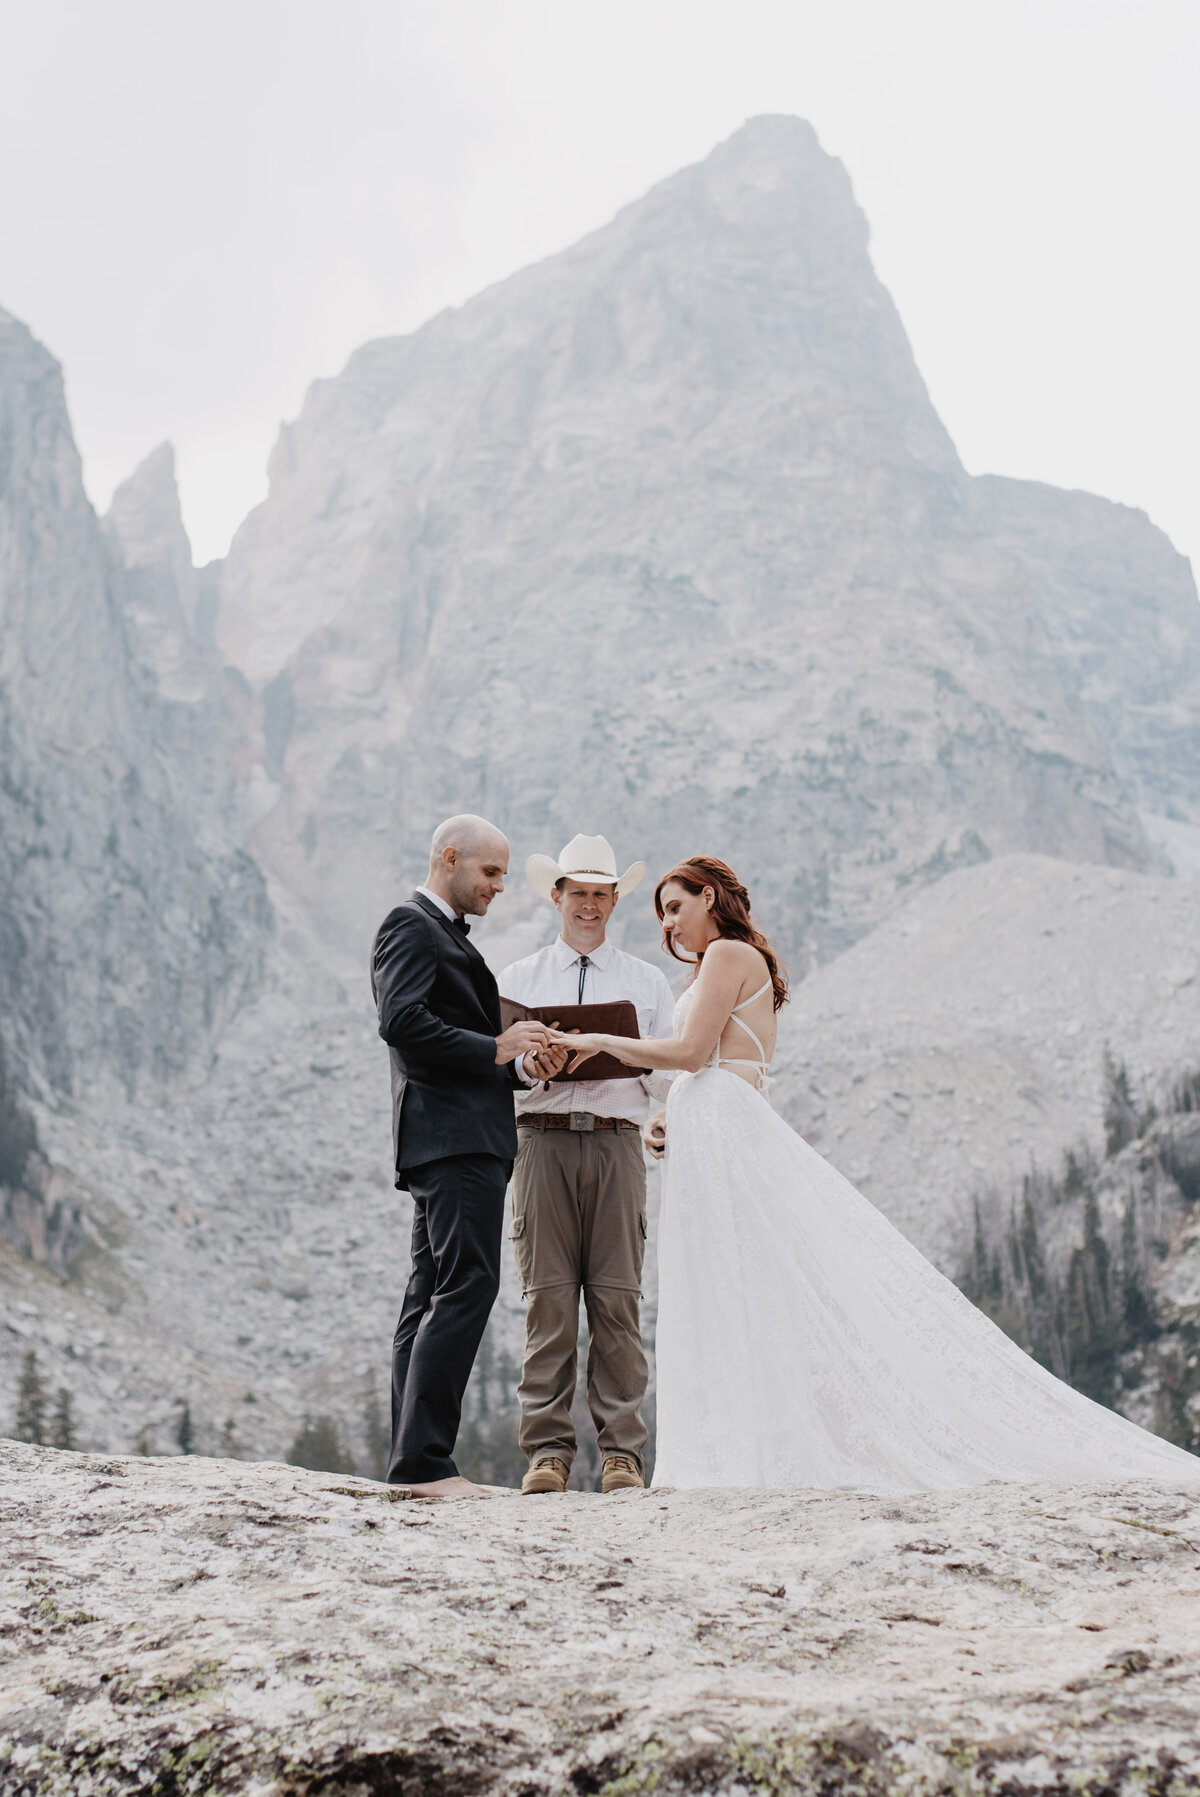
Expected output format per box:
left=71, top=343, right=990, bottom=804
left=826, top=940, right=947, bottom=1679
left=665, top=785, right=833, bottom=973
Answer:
left=499, top=834, right=675, bottom=1496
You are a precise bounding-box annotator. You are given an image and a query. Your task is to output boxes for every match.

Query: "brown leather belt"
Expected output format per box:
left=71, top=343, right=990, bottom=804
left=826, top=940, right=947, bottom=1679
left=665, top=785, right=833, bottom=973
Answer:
left=519, top=1113, right=640, bottom=1133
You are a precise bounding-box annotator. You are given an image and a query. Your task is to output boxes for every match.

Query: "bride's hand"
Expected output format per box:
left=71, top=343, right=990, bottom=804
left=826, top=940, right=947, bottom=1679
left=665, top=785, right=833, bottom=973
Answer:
left=548, top=1028, right=604, bottom=1072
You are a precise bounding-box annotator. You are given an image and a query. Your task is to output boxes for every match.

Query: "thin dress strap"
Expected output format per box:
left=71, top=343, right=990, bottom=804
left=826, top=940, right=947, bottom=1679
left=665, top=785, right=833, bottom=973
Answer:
left=718, top=978, right=773, bottom=1082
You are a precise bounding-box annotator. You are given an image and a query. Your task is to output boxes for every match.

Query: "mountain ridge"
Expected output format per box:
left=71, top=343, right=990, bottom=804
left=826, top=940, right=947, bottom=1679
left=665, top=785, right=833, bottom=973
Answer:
left=210, top=116, right=1192, bottom=975
left=0, top=309, right=270, bottom=1101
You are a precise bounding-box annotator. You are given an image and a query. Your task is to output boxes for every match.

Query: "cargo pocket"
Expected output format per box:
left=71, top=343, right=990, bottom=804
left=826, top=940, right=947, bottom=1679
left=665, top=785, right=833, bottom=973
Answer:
left=509, top=1211, right=531, bottom=1293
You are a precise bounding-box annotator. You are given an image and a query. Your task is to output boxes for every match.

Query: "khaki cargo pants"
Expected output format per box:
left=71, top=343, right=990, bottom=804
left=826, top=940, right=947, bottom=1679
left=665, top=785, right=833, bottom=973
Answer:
left=510, top=1122, right=648, bottom=1473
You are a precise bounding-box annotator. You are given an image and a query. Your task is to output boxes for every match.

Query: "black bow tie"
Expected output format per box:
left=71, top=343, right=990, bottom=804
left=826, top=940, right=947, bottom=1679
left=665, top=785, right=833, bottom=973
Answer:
left=454, top=915, right=470, bottom=935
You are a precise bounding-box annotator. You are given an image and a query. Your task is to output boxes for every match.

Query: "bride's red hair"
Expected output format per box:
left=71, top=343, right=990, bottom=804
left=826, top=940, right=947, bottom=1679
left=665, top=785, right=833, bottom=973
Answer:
left=654, top=857, right=789, bottom=1011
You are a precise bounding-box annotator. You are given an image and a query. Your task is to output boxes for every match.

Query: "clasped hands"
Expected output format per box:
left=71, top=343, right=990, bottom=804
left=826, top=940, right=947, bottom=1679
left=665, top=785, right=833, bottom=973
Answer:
left=496, top=1022, right=613, bottom=1081
left=544, top=1028, right=654, bottom=1085
left=494, top=1018, right=571, bottom=1080
left=546, top=1026, right=609, bottom=1073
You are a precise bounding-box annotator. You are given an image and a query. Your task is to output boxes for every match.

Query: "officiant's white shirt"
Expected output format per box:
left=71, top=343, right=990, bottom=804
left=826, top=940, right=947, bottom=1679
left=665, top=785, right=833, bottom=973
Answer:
left=499, top=936, right=675, bottom=1124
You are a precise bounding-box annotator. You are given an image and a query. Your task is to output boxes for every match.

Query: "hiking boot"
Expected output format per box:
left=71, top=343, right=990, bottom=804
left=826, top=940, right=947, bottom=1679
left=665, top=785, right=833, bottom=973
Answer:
left=521, top=1455, right=569, bottom=1495
left=601, top=1454, right=644, bottom=1493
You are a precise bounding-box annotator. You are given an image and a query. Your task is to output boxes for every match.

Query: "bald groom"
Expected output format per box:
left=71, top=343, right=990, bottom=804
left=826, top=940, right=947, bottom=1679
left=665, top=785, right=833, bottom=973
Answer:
left=371, top=815, right=568, bottom=1497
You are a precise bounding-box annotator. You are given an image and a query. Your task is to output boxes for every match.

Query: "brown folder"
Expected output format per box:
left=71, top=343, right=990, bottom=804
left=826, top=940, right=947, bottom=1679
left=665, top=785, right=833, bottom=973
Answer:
left=499, top=998, right=647, bottom=1082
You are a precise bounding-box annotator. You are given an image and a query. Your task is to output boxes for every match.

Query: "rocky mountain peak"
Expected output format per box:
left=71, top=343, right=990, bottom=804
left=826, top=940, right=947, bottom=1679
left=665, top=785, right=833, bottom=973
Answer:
left=212, top=117, right=1182, bottom=968
left=219, top=116, right=958, bottom=691
left=0, top=307, right=128, bottom=755
left=104, top=440, right=191, bottom=585
left=102, top=440, right=207, bottom=700
left=0, top=304, right=269, bottom=1099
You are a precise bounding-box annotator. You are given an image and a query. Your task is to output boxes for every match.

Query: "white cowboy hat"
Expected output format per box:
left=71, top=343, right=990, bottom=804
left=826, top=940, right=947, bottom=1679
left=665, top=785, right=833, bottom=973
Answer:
left=526, top=833, right=647, bottom=903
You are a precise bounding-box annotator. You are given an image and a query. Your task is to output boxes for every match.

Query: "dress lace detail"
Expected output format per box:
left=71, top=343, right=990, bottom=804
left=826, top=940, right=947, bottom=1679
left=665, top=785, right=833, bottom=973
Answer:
left=652, top=988, right=1200, bottom=1491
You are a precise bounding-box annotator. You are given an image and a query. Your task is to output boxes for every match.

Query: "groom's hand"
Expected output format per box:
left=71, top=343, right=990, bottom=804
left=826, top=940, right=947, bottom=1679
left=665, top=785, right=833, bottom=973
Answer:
left=524, top=1034, right=570, bottom=1080
left=496, top=1019, right=552, bottom=1065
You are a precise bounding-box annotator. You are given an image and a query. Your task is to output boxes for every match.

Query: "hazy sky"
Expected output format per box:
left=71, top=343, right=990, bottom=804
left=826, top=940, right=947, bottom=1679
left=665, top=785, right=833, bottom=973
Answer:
left=1, top=1, right=1196, bottom=570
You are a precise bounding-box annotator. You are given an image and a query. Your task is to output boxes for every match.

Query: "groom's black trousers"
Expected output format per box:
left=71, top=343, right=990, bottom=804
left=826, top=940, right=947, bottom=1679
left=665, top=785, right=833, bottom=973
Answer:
left=387, top=1152, right=510, bottom=1484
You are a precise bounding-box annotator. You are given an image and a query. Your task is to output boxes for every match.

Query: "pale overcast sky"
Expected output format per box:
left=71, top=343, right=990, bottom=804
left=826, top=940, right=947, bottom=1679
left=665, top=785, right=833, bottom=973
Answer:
left=1, top=0, right=1196, bottom=570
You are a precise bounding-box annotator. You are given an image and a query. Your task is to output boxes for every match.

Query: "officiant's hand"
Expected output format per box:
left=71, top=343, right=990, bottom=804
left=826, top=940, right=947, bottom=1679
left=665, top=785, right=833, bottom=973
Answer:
left=496, top=1019, right=552, bottom=1065
left=643, top=1109, right=667, bottom=1160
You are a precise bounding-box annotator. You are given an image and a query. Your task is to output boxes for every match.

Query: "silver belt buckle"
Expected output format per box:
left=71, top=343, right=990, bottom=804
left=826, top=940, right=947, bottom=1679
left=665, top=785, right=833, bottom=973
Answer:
left=570, top=1111, right=594, bottom=1132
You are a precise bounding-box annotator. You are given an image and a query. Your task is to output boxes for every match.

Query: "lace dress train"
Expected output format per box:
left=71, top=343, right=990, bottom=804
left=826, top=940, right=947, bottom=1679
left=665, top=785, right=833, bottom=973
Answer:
left=652, top=993, right=1200, bottom=1491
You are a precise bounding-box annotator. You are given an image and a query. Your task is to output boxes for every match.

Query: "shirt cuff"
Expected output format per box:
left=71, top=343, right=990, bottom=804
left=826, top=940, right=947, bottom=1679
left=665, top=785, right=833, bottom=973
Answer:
left=515, top=1053, right=539, bottom=1087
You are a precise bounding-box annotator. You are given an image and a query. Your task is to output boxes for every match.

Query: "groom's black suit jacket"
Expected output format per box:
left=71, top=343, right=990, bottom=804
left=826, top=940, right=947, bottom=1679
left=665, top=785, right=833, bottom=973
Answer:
left=371, top=892, right=520, bottom=1181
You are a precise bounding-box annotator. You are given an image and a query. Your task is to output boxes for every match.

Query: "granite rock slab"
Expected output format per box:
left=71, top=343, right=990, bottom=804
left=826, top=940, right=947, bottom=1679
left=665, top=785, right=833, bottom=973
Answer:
left=2, top=1444, right=1199, bottom=1794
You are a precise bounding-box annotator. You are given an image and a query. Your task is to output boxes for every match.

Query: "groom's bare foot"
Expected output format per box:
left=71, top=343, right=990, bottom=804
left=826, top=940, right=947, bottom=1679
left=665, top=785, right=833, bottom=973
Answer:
left=391, top=1474, right=488, bottom=1500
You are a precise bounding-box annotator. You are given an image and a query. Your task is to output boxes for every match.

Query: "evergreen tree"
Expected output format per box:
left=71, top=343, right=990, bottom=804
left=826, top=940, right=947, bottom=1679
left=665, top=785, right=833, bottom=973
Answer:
left=14, top=1349, right=47, bottom=1444
left=1006, top=1199, right=1024, bottom=1286
left=956, top=1055, right=1184, bottom=1435
left=1062, top=1148, right=1087, bottom=1196
left=451, top=1325, right=525, bottom=1487
left=1103, top=1049, right=1140, bottom=1158
left=361, top=1374, right=390, bottom=1481
left=1170, top=1068, right=1200, bottom=1116
left=133, top=1426, right=158, bottom=1455
left=217, top=1418, right=241, bottom=1459
left=176, top=1402, right=194, bottom=1455
left=287, top=1413, right=357, bottom=1474
left=987, top=1243, right=1004, bottom=1306
left=1152, top=1340, right=1200, bottom=1454
left=0, top=1037, right=38, bottom=1190
left=49, top=1386, right=76, bottom=1451
left=1120, top=1192, right=1157, bottom=1341
left=1019, top=1192, right=1048, bottom=1301
left=1064, top=1187, right=1118, bottom=1406
left=1003, top=1187, right=1067, bottom=1377
left=963, top=1198, right=988, bottom=1304
left=964, top=1196, right=1003, bottom=1308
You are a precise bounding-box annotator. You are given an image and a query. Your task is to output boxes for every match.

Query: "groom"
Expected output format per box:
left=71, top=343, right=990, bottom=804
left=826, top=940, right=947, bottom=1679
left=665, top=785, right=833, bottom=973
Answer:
left=371, top=814, right=567, bottom=1496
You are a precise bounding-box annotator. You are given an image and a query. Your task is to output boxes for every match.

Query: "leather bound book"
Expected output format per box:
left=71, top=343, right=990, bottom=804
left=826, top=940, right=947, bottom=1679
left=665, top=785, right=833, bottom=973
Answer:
left=499, top=999, right=647, bottom=1081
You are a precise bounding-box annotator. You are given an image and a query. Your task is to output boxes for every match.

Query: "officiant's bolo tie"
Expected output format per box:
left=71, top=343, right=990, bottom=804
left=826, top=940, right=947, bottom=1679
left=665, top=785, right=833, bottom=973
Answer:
left=578, top=954, right=590, bottom=1005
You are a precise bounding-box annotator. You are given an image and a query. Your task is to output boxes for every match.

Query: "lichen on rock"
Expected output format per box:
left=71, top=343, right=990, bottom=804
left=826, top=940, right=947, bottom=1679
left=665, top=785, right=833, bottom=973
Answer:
left=1, top=1443, right=1199, bottom=1794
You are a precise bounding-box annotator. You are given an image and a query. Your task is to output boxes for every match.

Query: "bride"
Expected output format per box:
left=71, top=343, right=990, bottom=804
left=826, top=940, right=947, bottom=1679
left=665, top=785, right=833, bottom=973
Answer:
left=553, top=856, right=1200, bottom=1491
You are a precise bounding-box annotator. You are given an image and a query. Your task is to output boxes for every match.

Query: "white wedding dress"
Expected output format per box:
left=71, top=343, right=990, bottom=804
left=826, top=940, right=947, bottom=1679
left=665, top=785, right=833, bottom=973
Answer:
left=652, top=983, right=1200, bottom=1490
